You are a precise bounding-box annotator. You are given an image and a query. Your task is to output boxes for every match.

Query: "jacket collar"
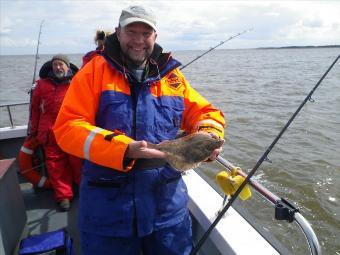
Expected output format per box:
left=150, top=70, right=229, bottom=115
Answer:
left=103, top=33, right=181, bottom=83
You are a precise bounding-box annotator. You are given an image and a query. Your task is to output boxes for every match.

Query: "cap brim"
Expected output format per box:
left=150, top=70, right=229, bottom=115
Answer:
left=120, top=17, right=156, bottom=31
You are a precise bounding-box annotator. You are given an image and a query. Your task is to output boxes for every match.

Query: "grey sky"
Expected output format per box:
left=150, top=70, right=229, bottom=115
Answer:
left=1, top=1, right=339, bottom=55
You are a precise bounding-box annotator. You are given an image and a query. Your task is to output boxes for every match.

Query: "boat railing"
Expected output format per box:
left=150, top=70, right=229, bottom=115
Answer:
left=0, top=102, right=30, bottom=128
left=216, top=156, right=322, bottom=255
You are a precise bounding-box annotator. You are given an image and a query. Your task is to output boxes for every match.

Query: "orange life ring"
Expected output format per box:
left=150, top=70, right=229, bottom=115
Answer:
left=18, top=138, right=51, bottom=189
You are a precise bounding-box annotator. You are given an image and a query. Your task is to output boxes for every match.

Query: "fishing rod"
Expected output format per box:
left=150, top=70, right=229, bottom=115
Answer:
left=28, top=19, right=44, bottom=135
left=31, top=20, right=44, bottom=86
left=180, top=28, right=253, bottom=70
left=27, top=20, right=48, bottom=178
left=191, top=54, right=340, bottom=255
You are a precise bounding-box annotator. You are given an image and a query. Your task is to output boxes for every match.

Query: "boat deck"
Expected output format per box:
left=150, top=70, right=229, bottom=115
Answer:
left=20, top=180, right=81, bottom=254
left=1, top=157, right=281, bottom=255
left=0, top=126, right=282, bottom=255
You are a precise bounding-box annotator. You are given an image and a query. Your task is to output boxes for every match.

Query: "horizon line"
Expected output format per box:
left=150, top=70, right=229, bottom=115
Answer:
left=1, top=45, right=339, bottom=57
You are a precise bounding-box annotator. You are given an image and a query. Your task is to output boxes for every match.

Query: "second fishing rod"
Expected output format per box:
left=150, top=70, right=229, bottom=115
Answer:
left=180, top=28, right=253, bottom=70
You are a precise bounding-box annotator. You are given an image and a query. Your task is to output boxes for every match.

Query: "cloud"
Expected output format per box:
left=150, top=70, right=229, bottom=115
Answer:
left=303, top=18, right=323, bottom=28
left=0, top=1, right=339, bottom=55
left=0, top=17, right=13, bottom=35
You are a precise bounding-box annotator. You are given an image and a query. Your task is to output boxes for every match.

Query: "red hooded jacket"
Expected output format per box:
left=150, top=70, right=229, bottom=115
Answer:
left=30, top=61, right=78, bottom=144
left=30, top=78, right=71, bottom=144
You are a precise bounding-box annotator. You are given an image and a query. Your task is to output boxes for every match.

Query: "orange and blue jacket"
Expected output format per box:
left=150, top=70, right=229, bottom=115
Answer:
left=54, top=35, right=225, bottom=173
left=53, top=33, right=225, bottom=237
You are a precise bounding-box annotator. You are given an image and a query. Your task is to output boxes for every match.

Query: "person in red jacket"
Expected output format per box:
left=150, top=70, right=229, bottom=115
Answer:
left=29, top=54, right=82, bottom=211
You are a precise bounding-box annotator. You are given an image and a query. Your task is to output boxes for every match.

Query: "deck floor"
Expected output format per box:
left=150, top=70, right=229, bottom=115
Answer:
left=20, top=179, right=81, bottom=255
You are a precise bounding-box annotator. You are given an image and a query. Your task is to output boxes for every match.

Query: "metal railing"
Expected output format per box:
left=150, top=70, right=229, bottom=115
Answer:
left=0, top=102, right=29, bottom=128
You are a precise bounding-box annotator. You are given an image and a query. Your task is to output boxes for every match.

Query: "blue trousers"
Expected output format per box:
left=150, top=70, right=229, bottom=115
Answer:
left=80, top=215, right=192, bottom=255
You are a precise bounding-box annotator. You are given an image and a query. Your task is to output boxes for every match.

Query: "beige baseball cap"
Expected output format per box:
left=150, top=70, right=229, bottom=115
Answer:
left=119, top=5, right=156, bottom=31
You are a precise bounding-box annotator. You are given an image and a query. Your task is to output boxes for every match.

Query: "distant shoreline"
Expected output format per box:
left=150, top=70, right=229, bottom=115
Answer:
left=256, top=45, right=340, bottom=50
left=1, top=45, right=339, bottom=56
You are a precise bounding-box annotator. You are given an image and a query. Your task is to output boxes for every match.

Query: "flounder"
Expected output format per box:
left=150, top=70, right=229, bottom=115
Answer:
left=148, top=133, right=224, bottom=172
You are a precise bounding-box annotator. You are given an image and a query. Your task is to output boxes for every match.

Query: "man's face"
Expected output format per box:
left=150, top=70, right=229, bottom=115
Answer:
left=116, top=22, right=157, bottom=66
left=52, top=60, right=69, bottom=79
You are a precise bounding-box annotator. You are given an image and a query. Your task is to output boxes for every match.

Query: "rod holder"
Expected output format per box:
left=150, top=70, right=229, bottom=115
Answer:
left=275, top=198, right=299, bottom=223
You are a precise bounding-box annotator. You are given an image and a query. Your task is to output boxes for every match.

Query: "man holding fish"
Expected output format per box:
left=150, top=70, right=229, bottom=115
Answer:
left=54, top=5, right=225, bottom=255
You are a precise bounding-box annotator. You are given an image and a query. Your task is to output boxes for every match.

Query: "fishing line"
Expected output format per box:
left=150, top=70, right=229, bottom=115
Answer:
left=180, top=28, right=253, bottom=70
left=191, top=54, right=340, bottom=255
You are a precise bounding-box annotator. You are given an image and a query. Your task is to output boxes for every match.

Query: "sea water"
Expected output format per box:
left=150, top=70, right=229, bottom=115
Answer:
left=0, top=47, right=339, bottom=254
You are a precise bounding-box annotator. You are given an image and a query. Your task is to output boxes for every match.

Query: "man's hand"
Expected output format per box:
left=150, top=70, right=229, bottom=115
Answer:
left=198, top=131, right=224, bottom=161
left=125, top=140, right=166, bottom=159
left=208, top=147, right=223, bottom=161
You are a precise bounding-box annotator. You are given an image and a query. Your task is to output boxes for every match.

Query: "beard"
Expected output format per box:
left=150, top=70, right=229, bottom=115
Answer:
left=54, top=70, right=66, bottom=79
left=122, top=46, right=153, bottom=67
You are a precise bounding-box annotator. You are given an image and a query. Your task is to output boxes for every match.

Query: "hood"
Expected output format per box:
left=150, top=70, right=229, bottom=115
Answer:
left=39, top=60, right=78, bottom=79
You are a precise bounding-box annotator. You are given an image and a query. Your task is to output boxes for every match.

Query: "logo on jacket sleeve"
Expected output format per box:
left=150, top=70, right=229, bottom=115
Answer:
left=167, top=73, right=182, bottom=89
